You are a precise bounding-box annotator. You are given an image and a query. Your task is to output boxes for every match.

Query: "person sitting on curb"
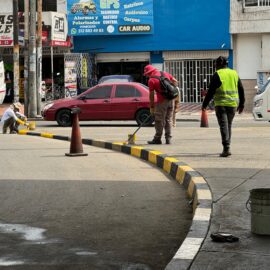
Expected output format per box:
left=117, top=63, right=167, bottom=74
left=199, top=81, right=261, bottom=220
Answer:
left=1, top=102, right=29, bottom=134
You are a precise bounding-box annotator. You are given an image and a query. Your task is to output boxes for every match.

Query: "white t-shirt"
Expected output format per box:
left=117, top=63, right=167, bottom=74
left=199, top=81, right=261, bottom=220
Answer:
left=1, top=107, right=19, bottom=124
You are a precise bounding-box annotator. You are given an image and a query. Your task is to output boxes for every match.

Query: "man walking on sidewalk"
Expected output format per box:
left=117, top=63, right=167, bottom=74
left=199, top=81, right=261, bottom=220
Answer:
left=144, top=65, right=178, bottom=145
left=202, top=56, right=245, bottom=157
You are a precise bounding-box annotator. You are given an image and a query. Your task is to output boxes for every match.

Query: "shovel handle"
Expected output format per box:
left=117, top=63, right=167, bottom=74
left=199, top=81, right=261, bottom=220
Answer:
left=128, top=114, right=152, bottom=143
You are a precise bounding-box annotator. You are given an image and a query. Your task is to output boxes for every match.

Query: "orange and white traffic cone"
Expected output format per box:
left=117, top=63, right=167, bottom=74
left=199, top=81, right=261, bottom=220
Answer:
left=200, top=109, right=209, bottom=128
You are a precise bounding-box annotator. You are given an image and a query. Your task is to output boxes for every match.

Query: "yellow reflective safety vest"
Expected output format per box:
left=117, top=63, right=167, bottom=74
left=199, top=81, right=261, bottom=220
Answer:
left=214, top=68, right=239, bottom=107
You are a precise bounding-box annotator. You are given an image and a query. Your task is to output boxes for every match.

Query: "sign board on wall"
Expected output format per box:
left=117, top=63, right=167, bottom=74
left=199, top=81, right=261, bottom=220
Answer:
left=67, top=0, right=154, bottom=36
left=0, top=14, right=13, bottom=46
left=0, top=12, right=70, bottom=47
left=64, top=61, right=77, bottom=97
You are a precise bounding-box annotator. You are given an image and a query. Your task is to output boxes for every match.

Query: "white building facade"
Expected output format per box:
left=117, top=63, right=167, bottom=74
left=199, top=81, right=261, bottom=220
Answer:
left=231, top=0, right=270, bottom=110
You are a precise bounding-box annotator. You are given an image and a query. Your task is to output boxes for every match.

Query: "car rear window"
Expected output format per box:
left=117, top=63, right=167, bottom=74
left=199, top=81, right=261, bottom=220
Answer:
left=85, top=86, right=112, bottom=99
left=115, top=85, right=141, bottom=98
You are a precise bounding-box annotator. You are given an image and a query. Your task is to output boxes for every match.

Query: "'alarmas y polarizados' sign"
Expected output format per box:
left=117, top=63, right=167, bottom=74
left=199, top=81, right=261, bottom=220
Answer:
left=67, top=0, right=153, bottom=36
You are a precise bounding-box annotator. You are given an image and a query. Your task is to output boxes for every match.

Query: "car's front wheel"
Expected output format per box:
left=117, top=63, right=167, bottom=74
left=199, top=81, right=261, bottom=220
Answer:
left=56, top=109, right=72, bottom=127
left=135, top=109, right=154, bottom=126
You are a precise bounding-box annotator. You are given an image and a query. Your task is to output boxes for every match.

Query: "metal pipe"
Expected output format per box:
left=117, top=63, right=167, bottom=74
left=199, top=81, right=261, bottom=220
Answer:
left=36, top=0, right=42, bottom=115
left=24, top=0, right=29, bottom=116
left=13, top=0, right=20, bottom=102
left=28, top=0, right=37, bottom=117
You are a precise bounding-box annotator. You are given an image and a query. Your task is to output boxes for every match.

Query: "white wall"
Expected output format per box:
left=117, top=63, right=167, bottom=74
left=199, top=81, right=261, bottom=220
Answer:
left=0, top=0, right=12, bottom=13
left=262, top=34, right=270, bottom=70
left=57, top=0, right=67, bottom=13
left=234, top=34, right=261, bottom=79
left=230, top=0, right=270, bottom=33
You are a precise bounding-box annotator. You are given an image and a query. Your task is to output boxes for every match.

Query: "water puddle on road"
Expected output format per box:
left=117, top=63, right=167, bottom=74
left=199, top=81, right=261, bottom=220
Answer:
left=0, top=223, right=46, bottom=241
left=0, top=258, right=25, bottom=266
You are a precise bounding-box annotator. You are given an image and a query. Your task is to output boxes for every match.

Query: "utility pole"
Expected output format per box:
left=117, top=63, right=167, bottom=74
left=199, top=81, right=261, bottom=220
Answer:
left=36, top=0, right=42, bottom=115
left=28, top=0, right=37, bottom=117
left=13, top=0, right=20, bottom=102
left=24, top=0, right=29, bottom=116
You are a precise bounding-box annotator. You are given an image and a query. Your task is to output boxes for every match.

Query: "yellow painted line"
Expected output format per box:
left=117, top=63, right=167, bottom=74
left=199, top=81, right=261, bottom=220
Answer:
left=41, top=132, right=54, bottom=139
left=112, top=142, right=125, bottom=145
left=148, top=150, right=163, bottom=164
left=176, top=165, right=195, bottom=184
left=163, top=157, right=179, bottom=173
left=18, top=130, right=28, bottom=135
left=187, top=177, right=207, bottom=197
left=131, top=146, right=144, bottom=157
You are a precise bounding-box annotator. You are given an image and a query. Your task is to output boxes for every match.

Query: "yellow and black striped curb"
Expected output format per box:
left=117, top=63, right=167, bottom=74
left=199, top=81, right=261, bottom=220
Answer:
left=18, top=130, right=212, bottom=270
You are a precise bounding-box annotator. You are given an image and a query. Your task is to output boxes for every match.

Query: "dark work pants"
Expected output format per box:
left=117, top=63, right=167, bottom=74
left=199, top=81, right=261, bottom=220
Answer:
left=3, top=117, right=16, bottom=134
left=215, top=106, right=236, bottom=149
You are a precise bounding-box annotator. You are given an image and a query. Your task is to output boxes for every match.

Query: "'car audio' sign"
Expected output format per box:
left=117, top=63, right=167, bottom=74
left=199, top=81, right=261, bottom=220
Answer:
left=67, top=0, right=153, bottom=36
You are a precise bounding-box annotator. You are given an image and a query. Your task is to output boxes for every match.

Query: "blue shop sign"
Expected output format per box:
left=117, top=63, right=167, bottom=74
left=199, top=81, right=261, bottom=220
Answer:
left=67, top=0, right=154, bottom=35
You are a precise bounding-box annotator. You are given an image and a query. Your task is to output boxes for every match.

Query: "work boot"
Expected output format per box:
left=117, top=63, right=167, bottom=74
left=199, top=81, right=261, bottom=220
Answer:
left=147, top=139, right=162, bottom=144
left=220, top=147, right=231, bottom=157
left=165, top=138, right=171, bottom=144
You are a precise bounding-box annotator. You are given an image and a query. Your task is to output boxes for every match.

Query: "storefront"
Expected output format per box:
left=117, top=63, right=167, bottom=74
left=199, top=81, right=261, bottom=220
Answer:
left=68, top=0, right=231, bottom=103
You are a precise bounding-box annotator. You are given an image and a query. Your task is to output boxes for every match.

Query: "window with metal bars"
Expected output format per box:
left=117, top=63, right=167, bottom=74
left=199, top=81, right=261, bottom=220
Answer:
left=244, top=0, right=270, bottom=7
left=164, top=59, right=215, bottom=103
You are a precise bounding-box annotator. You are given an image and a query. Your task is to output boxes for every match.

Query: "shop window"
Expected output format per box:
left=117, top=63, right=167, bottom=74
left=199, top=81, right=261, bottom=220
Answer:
left=85, top=86, right=112, bottom=99
left=115, top=85, right=141, bottom=98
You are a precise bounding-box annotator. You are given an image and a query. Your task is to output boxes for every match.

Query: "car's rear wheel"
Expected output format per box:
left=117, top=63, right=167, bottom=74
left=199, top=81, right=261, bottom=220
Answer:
left=56, top=109, right=72, bottom=127
left=135, top=109, right=154, bottom=126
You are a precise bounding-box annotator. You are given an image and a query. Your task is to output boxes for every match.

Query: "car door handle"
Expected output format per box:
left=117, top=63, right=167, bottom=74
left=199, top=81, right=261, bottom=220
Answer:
left=103, top=99, right=110, bottom=103
left=132, top=98, right=140, bottom=102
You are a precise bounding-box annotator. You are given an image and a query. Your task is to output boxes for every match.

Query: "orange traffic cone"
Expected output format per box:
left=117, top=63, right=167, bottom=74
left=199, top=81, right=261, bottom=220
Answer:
left=65, top=108, right=88, bottom=157
left=200, top=109, right=209, bottom=128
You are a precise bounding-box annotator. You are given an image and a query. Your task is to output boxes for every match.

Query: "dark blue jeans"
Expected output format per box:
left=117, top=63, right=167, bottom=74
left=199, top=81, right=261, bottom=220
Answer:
left=215, top=106, right=236, bottom=149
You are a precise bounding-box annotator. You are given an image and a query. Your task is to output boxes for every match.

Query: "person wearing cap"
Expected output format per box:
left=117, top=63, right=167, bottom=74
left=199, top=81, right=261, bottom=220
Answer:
left=143, top=64, right=178, bottom=144
left=1, top=102, right=29, bottom=134
left=202, top=56, right=245, bottom=157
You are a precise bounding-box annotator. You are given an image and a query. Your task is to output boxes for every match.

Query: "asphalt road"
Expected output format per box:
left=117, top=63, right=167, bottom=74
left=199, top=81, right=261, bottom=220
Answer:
left=0, top=135, right=192, bottom=270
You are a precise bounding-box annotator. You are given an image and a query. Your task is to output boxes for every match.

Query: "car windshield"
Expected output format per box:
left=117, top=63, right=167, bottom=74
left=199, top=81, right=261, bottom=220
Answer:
left=101, top=78, right=131, bottom=83
left=257, top=79, right=270, bottom=95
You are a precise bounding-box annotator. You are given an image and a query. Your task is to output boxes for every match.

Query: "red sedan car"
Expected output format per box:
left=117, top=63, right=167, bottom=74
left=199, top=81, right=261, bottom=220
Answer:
left=42, top=82, right=156, bottom=126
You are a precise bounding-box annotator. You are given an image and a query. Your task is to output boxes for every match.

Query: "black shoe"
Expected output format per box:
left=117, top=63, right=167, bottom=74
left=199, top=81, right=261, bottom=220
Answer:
left=220, top=149, right=231, bottom=157
left=147, top=139, right=162, bottom=145
left=166, top=139, right=171, bottom=144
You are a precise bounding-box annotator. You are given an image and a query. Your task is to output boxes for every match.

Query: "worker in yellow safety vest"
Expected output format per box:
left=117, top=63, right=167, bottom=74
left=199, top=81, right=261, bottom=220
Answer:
left=202, top=56, right=245, bottom=157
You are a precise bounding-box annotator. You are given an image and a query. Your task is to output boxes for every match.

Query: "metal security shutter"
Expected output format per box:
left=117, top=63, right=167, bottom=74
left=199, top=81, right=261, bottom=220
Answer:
left=163, top=50, right=229, bottom=103
left=96, top=52, right=150, bottom=63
